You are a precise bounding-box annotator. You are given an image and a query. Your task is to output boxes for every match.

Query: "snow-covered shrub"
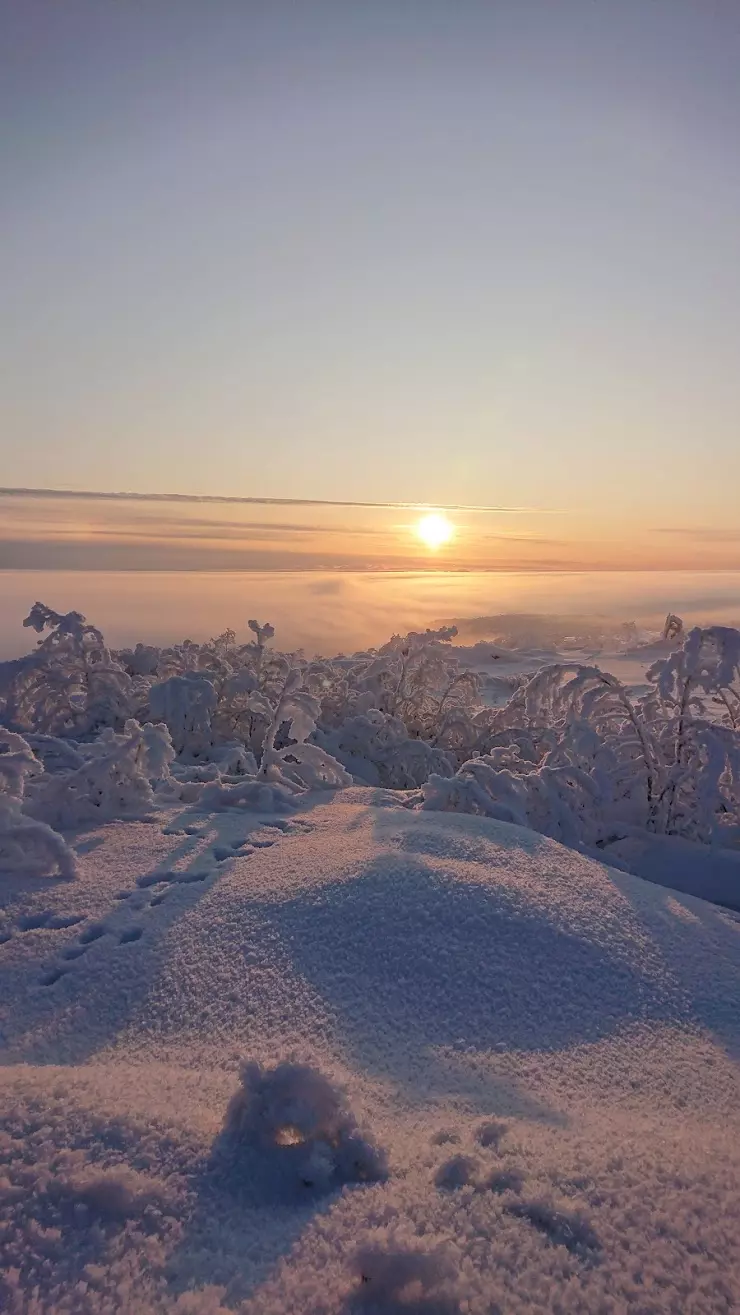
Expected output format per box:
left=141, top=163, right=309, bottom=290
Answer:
left=247, top=617, right=275, bottom=666
left=662, top=612, right=685, bottom=643
left=224, top=1061, right=387, bottom=1190
left=149, top=672, right=218, bottom=759
left=0, top=731, right=76, bottom=877
left=255, top=668, right=352, bottom=790
left=25, top=720, right=175, bottom=830
left=197, top=777, right=297, bottom=813
left=357, top=627, right=478, bottom=732
left=318, top=710, right=454, bottom=788
left=434, top=1154, right=479, bottom=1189
left=22, top=734, right=86, bottom=774
left=422, top=746, right=619, bottom=851
left=645, top=626, right=740, bottom=840
left=116, top=642, right=160, bottom=677
left=424, top=632, right=740, bottom=850
left=648, top=625, right=740, bottom=733
left=1, top=603, right=133, bottom=737
left=5, top=599, right=740, bottom=862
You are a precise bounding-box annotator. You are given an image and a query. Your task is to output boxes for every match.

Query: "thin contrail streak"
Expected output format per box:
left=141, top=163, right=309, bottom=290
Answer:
left=0, top=487, right=560, bottom=514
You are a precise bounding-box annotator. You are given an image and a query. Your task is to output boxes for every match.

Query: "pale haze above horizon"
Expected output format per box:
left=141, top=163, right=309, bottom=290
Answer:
left=2, top=0, right=740, bottom=572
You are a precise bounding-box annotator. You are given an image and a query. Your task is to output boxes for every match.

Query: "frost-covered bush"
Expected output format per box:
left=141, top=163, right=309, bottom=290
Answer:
left=149, top=672, right=219, bottom=758
left=25, top=720, right=175, bottom=830
left=224, top=1061, right=387, bottom=1190
left=318, top=710, right=454, bottom=788
left=198, top=776, right=297, bottom=813
left=19, top=602, right=133, bottom=736
left=0, top=731, right=76, bottom=877
left=355, top=626, right=479, bottom=736
left=644, top=626, right=740, bottom=840
left=0, top=603, right=134, bottom=737
left=662, top=612, right=685, bottom=643
left=116, top=642, right=160, bottom=677
left=424, top=630, right=740, bottom=850
left=129, top=626, right=351, bottom=795
left=4, top=600, right=740, bottom=861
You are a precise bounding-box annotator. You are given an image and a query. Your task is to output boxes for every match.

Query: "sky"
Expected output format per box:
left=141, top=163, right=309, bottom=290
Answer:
left=2, top=0, right=740, bottom=574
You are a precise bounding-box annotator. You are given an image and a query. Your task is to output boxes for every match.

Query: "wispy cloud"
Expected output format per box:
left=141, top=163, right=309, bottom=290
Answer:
left=650, top=527, right=740, bottom=542
left=0, top=486, right=576, bottom=572
left=0, top=487, right=553, bottom=514
left=0, top=538, right=590, bottom=574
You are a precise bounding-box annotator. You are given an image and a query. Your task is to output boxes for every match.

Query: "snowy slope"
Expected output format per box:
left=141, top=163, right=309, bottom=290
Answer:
left=1, top=795, right=739, bottom=1313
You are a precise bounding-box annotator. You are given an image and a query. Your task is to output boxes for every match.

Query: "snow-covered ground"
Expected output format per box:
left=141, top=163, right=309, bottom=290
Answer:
left=2, top=794, right=739, bottom=1313
left=452, top=642, right=671, bottom=708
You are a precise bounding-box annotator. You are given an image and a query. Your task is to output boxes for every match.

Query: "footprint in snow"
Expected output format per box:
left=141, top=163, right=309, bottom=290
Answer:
left=506, top=1200, right=601, bottom=1260
left=79, top=921, right=107, bottom=945
left=135, top=868, right=211, bottom=890
left=61, top=945, right=87, bottom=961
left=112, top=861, right=218, bottom=910
left=119, top=926, right=143, bottom=944
left=40, top=966, right=69, bottom=987
left=213, top=844, right=253, bottom=861
left=1, top=909, right=86, bottom=942
left=38, top=919, right=110, bottom=983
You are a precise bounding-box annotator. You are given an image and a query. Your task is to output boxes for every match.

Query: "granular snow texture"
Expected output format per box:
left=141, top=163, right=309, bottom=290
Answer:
left=1, top=794, right=739, bottom=1313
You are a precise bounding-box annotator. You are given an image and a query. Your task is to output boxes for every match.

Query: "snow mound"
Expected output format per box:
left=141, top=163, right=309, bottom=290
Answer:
left=1, top=798, right=739, bottom=1311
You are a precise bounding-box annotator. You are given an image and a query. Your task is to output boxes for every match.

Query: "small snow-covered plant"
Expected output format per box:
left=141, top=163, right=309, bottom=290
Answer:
left=247, top=618, right=275, bottom=678
left=648, top=626, right=740, bottom=736
left=421, top=749, right=610, bottom=850
left=489, top=662, right=659, bottom=808
left=149, top=671, right=218, bottom=759
left=21, top=734, right=86, bottom=774
left=646, top=627, right=740, bottom=838
left=198, top=776, right=296, bottom=812
left=255, top=668, right=352, bottom=790
left=0, top=731, right=76, bottom=877
left=211, top=621, right=293, bottom=757
left=421, top=664, right=658, bottom=847
left=300, top=659, right=361, bottom=729
left=662, top=612, right=685, bottom=643
left=352, top=626, right=482, bottom=756
left=25, top=720, right=175, bottom=830
left=426, top=631, right=740, bottom=849
left=116, top=642, right=160, bottom=677
left=1, top=603, right=133, bottom=737
left=317, top=710, right=454, bottom=788
left=224, top=1060, right=387, bottom=1190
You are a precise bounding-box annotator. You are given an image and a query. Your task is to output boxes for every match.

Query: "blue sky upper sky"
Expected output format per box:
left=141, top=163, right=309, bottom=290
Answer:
left=2, top=1, right=740, bottom=554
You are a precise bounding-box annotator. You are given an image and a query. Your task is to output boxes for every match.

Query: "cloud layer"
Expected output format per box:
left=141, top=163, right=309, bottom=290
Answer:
left=3, top=489, right=740, bottom=573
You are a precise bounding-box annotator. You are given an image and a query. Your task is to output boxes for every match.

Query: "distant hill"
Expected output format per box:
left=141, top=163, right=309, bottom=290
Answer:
left=441, top=612, right=642, bottom=650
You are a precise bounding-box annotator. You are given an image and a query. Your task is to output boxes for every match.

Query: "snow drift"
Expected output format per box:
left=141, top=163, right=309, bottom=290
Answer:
left=1, top=797, right=739, bottom=1312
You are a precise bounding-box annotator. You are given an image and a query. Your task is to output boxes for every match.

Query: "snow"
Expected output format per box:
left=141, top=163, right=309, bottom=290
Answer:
left=602, top=832, right=740, bottom=911
left=1, top=795, right=739, bottom=1312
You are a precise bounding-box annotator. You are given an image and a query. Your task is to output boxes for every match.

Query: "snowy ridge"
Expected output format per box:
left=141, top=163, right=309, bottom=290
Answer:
left=1, top=795, right=739, bottom=1312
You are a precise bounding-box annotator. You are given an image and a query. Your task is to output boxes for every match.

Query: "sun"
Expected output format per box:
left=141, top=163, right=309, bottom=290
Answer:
left=415, top=512, right=455, bottom=551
